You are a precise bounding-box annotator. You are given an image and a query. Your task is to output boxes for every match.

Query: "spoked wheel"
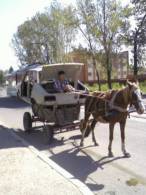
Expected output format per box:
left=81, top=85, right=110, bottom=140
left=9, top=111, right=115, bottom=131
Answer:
left=43, top=125, right=54, bottom=144
left=23, top=112, right=32, bottom=133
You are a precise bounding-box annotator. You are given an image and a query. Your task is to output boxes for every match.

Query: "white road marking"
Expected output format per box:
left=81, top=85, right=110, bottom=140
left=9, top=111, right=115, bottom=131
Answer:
left=129, top=116, right=146, bottom=123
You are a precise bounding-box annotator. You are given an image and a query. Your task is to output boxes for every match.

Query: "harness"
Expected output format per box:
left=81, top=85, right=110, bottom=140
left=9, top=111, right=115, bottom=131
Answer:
left=108, top=91, right=128, bottom=113
left=87, top=90, right=129, bottom=117
left=74, top=89, right=130, bottom=114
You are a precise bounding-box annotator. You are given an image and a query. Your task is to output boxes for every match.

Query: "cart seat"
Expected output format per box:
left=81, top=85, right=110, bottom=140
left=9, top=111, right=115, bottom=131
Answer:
left=41, top=80, right=58, bottom=93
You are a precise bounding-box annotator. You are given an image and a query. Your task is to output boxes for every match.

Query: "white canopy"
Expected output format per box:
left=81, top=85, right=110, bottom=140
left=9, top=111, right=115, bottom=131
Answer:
left=41, top=63, right=83, bottom=81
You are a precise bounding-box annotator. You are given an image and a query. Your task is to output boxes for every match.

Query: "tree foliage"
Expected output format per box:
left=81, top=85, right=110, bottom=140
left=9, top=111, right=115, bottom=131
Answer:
left=76, top=0, right=101, bottom=90
left=76, top=0, right=131, bottom=89
left=8, top=66, right=14, bottom=73
left=12, top=1, right=77, bottom=65
left=12, top=0, right=133, bottom=89
left=0, top=70, right=5, bottom=85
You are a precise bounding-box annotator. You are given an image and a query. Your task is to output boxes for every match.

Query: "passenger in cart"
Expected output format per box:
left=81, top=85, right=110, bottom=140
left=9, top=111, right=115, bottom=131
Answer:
left=54, top=70, right=75, bottom=92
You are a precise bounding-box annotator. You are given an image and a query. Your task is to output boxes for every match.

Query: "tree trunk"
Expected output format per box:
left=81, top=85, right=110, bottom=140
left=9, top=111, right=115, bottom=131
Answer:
left=95, top=68, right=101, bottom=91
left=88, top=39, right=101, bottom=91
left=106, top=53, right=112, bottom=89
left=133, top=14, right=146, bottom=76
left=134, top=38, right=138, bottom=76
left=107, top=68, right=112, bottom=89
left=92, top=55, right=101, bottom=91
left=45, top=43, right=50, bottom=64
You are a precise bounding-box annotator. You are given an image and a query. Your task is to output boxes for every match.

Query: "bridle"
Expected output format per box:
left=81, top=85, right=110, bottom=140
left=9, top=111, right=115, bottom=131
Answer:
left=129, top=89, right=143, bottom=107
left=109, top=87, right=142, bottom=113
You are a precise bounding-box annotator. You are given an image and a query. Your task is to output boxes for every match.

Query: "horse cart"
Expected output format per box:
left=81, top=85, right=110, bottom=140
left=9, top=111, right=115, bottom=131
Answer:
left=20, top=63, right=88, bottom=143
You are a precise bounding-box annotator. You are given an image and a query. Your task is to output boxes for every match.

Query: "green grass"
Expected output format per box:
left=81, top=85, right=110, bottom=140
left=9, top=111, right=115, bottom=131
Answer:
left=86, top=82, right=124, bottom=92
left=139, top=81, right=146, bottom=93
left=86, top=81, right=146, bottom=93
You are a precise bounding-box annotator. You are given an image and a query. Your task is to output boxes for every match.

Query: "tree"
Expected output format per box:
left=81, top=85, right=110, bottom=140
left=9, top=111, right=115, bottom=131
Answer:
left=94, top=0, right=131, bottom=89
left=76, top=0, right=131, bottom=89
left=131, top=0, right=146, bottom=76
left=8, top=66, right=14, bottom=74
left=0, top=70, right=5, bottom=85
left=76, top=0, right=101, bottom=90
left=12, top=1, right=76, bottom=65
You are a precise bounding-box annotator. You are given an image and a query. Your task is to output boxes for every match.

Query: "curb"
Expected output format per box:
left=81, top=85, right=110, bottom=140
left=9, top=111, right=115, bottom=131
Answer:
left=3, top=126, right=94, bottom=195
left=131, top=115, right=146, bottom=120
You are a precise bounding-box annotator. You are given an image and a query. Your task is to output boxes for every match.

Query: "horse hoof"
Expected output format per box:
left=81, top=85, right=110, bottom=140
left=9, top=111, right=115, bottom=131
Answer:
left=94, top=142, right=99, bottom=146
left=108, top=151, right=114, bottom=157
left=80, top=142, right=84, bottom=147
left=124, top=152, right=131, bottom=158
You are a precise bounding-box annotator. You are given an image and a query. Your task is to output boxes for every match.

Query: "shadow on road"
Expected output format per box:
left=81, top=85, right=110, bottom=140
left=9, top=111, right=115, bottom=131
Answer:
left=9, top=126, right=127, bottom=193
left=0, top=125, right=25, bottom=149
left=0, top=124, right=126, bottom=193
left=50, top=147, right=104, bottom=191
left=14, top=127, right=81, bottom=151
left=0, top=96, right=29, bottom=109
left=0, top=124, right=105, bottom=192
left=50, top=145, right=126, bottom=191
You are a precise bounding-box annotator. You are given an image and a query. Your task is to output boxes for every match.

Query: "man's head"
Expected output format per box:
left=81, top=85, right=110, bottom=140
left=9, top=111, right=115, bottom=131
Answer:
left=58, top=70, right=65, bottom=81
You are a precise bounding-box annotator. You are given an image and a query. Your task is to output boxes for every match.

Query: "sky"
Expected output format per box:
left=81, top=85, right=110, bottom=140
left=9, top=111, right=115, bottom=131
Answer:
left=0, top=0, right=130, bottom=71
left=0, top=0, right=75, bottom=71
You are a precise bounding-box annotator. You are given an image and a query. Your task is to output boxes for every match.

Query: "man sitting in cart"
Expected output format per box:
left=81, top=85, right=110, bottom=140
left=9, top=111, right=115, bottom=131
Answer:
left=54, top=70, right=75, bottom=92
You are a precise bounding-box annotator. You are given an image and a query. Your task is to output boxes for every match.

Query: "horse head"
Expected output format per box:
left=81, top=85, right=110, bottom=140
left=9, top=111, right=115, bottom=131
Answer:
left=127, top=80, right=145, bottom=114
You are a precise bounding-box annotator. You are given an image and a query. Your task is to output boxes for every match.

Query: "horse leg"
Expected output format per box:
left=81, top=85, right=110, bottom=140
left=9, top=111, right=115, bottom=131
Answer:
left=80, top=97, right=96, bottom=146
left=90, top=119, right=99, bottom=146
left=108, top=123, right=115, bottom=157
left=80, top=113, right=91, bottom=147
left=120, top=120, right=131, bottom=158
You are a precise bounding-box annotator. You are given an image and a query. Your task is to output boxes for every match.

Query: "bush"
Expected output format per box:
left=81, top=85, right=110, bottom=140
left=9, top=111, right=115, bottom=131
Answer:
left=86, top=81, right=146, bottom=93
left=86, top=82, right=124, bottom=92
left=139, top=81, right=146, bottom=93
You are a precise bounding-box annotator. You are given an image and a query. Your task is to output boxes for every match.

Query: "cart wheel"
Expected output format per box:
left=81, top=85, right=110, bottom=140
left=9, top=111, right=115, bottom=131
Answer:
left=43, top=125, right=54, bottom=144
left=23, top=112, right=32, bottom=132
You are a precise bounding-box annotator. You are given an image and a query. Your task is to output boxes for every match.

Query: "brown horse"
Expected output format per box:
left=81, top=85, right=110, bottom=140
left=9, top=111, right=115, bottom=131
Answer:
left=80, top=81, right=145, bottom=157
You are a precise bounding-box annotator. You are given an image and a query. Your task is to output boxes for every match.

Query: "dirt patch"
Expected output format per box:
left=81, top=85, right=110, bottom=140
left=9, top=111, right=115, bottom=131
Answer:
left=126, top=178, right=139, bottom=186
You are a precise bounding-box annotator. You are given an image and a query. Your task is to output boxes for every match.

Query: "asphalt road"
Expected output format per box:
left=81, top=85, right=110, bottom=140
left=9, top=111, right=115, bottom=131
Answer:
left=0, top=88, right=146, bottom=195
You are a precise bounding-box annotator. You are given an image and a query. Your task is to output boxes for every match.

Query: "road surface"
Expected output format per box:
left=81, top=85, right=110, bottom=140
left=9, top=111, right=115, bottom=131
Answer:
left=0, top=88, right=146, bottom=195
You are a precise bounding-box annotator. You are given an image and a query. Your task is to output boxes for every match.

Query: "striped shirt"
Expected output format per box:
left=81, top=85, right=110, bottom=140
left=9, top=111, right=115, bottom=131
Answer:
left=54, top=79, right=69, bottom=92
